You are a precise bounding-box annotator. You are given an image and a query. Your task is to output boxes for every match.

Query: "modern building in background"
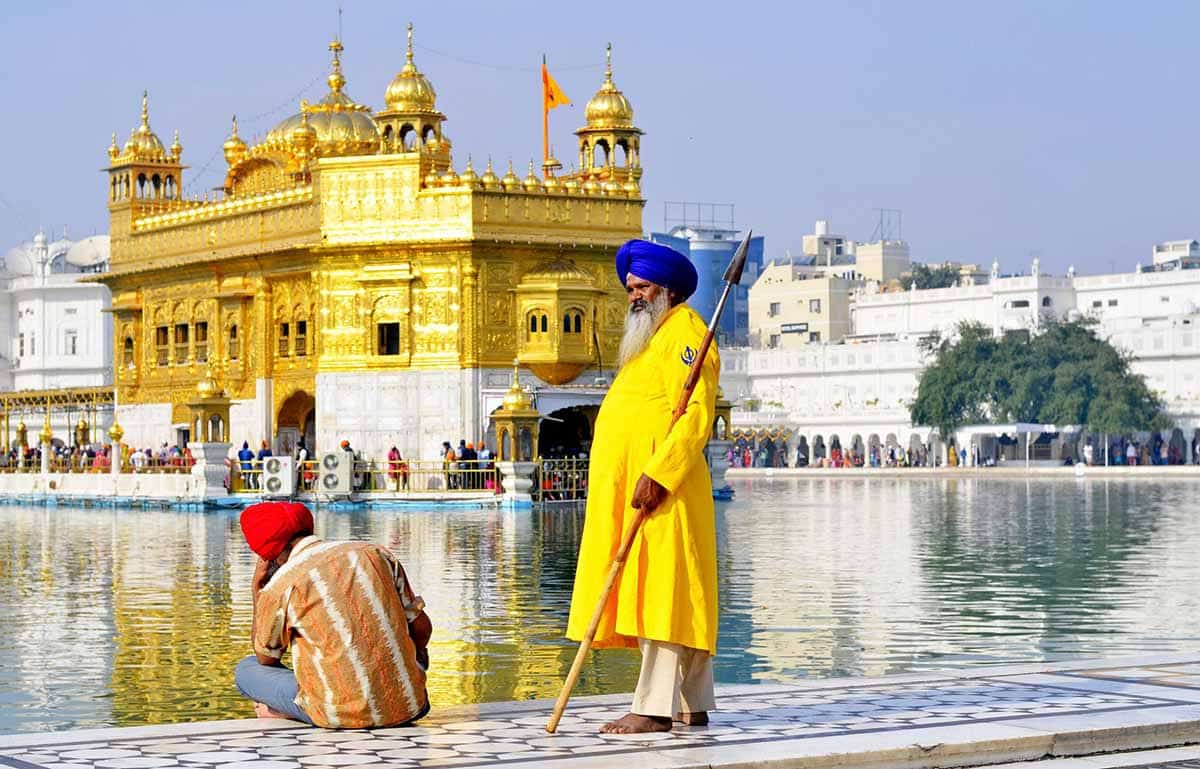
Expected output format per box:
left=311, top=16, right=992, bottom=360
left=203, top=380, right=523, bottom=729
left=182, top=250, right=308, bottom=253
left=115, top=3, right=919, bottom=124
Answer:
left=748, top=220, right=911, bottom=348
left=650, top=203, right=764, bottom=346
left=735, top=249, right=1200, bottom=461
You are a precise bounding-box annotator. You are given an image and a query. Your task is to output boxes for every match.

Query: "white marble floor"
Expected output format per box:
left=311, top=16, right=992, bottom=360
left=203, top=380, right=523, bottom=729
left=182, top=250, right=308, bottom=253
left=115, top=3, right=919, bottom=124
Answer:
left=4, top=657, right=1200, bottom=769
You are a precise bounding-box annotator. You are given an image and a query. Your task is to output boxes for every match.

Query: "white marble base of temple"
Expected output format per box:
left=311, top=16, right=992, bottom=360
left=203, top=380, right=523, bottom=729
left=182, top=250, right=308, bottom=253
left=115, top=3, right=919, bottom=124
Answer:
left=496, top=460, right=536, bottom=504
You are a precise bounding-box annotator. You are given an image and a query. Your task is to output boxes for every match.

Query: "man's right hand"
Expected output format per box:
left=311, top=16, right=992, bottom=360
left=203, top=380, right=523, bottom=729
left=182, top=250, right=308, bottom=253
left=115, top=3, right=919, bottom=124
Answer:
left=253, top=558, right=274, bottom=592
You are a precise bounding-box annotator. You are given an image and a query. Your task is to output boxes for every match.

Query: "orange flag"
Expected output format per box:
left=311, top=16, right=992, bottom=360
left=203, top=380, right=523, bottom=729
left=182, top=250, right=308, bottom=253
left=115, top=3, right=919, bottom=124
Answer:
left=542, top=59, right=570, bottom=111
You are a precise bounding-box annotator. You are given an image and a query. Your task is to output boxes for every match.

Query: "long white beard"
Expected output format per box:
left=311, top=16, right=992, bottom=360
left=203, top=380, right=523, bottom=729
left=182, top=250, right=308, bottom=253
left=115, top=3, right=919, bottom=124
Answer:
left=617, top=291, right=670, bottom=369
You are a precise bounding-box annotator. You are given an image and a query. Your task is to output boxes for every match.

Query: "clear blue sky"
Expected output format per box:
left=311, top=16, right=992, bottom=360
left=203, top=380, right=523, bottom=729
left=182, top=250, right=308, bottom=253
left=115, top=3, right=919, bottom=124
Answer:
left=1, top=1, right=1196, bottom=275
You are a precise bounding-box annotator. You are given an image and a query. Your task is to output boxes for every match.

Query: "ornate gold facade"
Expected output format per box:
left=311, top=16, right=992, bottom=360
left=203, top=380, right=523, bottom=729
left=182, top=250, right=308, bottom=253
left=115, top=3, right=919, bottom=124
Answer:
left=99, top=28, right=644, bottom=445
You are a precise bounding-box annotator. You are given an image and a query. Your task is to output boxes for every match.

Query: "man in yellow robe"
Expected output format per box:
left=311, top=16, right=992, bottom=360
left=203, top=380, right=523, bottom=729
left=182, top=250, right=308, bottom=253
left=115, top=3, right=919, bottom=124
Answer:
left=567, top=239, right=719, bottom=734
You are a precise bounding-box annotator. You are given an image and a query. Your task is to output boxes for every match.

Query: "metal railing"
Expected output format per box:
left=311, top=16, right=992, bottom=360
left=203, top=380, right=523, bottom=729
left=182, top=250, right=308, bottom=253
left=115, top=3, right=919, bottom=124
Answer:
left=0, top=452, right=196, bottom=474
left=231, top=459, right=501, bottom=496
left=532, top=458, right=589, bottom=503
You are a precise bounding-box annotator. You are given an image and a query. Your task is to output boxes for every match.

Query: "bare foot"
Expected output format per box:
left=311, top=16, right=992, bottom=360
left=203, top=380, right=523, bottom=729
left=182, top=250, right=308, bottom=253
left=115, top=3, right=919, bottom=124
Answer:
left=599, top=713, right=672, bottom=734
left=253, top=702, right=291, bottom=720
left=674, top=711, right=709, bottom=725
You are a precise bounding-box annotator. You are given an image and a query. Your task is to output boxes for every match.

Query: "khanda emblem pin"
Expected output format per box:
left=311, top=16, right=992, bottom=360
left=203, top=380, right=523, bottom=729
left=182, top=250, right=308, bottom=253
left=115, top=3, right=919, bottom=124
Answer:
left=681, top=345, right=697, bottom=366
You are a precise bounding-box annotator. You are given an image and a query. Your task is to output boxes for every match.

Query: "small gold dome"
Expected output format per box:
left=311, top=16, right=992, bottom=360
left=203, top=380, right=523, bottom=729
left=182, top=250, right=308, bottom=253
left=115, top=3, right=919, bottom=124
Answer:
left=424, top=163, right=442, bottom=188
left=107, top=133, right=119, bottom=162
left=522, top=160, right=543, bottom=192
left=170, top=129, right=182, bottom=159
left=584, top=45, right=635, bottom=129
left=127, top=91, right=167, bottom=159
left=500, top=364, right=535, bottom=412
left=562, top=176, right=579, bottom=194
left=384, top=24, right=439, bottom=113
left=108, top=422, right=125, bottom=443
left=290, top=108, right=318, bottom=155
left=196, top=375, right=222, bottom=398
left=582, top=178, right=601, bottom=194
left=440, top=166, right=460, bottom=186
left=223, top=116, right=248, bottom=166
left=602, top=179, right=621, bottom=195
left=500, top=160, right=521, bottom=191
left=459, top=157, right=479, bottom=187
left=266, top=40, right=380, bottom=158
left=480, top=158, right=500, bottom=190
left=622, top=178, right=640, bottom=196
left=543, top=174, right=561, bottom=193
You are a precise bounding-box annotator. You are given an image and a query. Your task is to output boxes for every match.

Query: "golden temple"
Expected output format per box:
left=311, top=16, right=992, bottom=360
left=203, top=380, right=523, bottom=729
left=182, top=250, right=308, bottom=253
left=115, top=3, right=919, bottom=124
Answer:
left=99, top=28, right=644, bottom=457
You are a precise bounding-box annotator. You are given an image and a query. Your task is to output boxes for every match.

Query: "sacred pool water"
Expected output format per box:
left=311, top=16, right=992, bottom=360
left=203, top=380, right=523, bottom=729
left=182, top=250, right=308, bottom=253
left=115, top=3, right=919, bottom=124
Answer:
left=2, top=477, right=1199, bottom=733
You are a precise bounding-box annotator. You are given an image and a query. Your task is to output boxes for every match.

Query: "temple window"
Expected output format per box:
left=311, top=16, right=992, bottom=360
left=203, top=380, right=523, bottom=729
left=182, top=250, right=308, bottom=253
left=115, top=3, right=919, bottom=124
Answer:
left=529, top=315, right=538, bottom=335
left=123, top=336, right=134, bottom=367
left=295, top=320, right=307, bottom=357
left=228, top=325, right=239, bottom=361
left=541, top=314, right=548, bottom=333
left=174, top=323, right=189, bottom=363
left=563, top=313, right=571, bottom=333
left=377, top=322, right=401, bottom=355
left=574, top=313, right=582, bottom=333
left=17, top=333, right=24, bottom=358
left=194, top=321, right=208, bottom=363
left=64, top=330, right=78, bottom=356
left=155, top=326, right=169, bottom=366
left=278, top=322, right=290, bottom=358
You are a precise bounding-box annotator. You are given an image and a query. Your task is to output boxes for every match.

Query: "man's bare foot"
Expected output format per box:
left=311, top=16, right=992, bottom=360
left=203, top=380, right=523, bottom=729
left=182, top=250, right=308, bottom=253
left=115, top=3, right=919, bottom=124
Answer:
left=253, top=702, right=291, bottom=720
left=599, top=713, right=672, bottom=734
left=674, top=711, right=708, bottom=725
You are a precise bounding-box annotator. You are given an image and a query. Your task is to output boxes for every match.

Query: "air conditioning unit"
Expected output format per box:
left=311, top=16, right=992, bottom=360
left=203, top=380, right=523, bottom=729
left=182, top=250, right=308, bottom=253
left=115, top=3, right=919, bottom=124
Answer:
left=319, top=451, right=352, bottom=494
left=262, top=455, right=294, bottom=497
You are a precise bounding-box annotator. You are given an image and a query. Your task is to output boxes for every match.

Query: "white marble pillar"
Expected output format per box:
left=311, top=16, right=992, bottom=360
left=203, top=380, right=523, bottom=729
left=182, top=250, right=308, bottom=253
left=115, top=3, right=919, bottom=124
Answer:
left=190, top=441, right=233, bottom=497
left=496, top=461, right=536, bottom=505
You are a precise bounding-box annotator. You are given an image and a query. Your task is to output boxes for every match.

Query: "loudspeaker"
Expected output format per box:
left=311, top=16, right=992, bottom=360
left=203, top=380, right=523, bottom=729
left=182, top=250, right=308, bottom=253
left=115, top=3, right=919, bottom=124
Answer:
left=319, top=451, right=352, bottom=494
left=262, top=455, right=294, bottom=497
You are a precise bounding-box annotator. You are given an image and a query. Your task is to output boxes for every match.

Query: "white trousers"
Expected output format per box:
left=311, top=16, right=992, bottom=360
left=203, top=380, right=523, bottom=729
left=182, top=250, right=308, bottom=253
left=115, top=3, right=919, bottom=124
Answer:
left=630, top=638, right=715, bottom=718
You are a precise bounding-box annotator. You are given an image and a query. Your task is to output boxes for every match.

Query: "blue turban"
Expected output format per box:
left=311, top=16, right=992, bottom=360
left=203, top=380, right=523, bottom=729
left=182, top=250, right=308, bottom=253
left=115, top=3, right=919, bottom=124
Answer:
left=615, top=239, right=698, bottom=300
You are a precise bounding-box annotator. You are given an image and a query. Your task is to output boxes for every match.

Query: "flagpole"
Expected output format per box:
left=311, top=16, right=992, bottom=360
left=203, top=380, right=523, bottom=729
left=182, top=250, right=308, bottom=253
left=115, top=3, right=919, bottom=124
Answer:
left=541, top=53, right=549, bottom=165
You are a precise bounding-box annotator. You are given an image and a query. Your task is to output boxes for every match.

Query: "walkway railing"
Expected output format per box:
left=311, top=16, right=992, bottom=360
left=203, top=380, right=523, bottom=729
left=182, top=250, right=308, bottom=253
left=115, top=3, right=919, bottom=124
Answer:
left=532, top=458, right=589, bottom=504
left=232, top=459, right=501, bottom=496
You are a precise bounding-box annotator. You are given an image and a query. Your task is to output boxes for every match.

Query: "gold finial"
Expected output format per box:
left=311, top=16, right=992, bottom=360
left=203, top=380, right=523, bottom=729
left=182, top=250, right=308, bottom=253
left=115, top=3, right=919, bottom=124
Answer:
left=327, top=39, right=346, bottom=94
left=605, top=43, right=613, bottom=81
left=140, top=90, right=150, bottom=129
left=231, top=115, right=239, bottom=137
left=108, top=132, right=119, bottom=160
left=171, top=129, right=182, bottom=157
left=407, top=22, right=414, bottom=64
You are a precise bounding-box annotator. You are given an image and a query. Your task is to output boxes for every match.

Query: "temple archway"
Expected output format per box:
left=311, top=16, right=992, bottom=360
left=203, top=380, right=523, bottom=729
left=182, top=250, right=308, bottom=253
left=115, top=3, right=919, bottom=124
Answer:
left=538, top=405, right=598, bottom=458
left=276, top=389, right=315, bottom=455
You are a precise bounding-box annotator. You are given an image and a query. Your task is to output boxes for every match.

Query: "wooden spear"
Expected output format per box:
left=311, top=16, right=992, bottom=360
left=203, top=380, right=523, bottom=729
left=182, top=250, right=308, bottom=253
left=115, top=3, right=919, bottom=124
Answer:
left=546, top=230, right=753, bottom=733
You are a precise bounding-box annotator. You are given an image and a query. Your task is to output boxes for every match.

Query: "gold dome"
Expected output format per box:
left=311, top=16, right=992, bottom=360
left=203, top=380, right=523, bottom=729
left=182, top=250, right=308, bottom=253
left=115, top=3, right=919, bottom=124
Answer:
left=521, top=258, right=594, bottom=286
left=126, top=91, right=167, bottom=160
left=440, top=166, right=460, bottom=186
left=602, top=179, right=621, bottom=195
left=480, top=158, right=500, bottom=190
left=622, top=178, right=640, bottom=196
left=543, top=173, right=561, bottom=193
left=266, top=40, right=380, bottom=158
left=500, top=364, right=535, bottom=412
left=584, top=45, right=635, bottom=128
left=222, top=115, right=248, bottom=166
left=500, top=160, right=521, bottom=191
left=107, top=133, right=119, bottom=161
left=522, top=160, right=543, bottom=192
left=459, top=157, right=479, bottom=186
left=196, top=375, right=222, bottom=399
left=384, top=24, right=439, bottom=113
left=562, top=176, right=579, bottom=194
left=170, top=129, right=182, bottom=159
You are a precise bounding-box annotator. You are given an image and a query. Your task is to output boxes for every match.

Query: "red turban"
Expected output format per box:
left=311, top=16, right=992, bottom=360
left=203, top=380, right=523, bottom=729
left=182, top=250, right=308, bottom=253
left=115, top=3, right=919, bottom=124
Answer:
left=240, top=501, right=314, bottom=561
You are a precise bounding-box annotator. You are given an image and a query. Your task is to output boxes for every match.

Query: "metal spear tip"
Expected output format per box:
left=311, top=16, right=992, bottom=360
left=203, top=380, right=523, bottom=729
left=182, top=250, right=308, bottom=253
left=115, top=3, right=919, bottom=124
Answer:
left=723, top=229, right=753, bottom=285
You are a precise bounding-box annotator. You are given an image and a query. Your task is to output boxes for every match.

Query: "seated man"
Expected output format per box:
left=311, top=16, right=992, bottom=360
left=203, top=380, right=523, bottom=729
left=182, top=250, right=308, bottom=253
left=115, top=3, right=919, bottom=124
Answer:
left=234, top=501, right=431, bottom=728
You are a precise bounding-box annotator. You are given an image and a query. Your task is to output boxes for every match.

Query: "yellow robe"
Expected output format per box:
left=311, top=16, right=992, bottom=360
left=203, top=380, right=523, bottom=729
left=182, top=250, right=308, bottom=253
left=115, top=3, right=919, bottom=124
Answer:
left=566, top=303, right=719, bottom=654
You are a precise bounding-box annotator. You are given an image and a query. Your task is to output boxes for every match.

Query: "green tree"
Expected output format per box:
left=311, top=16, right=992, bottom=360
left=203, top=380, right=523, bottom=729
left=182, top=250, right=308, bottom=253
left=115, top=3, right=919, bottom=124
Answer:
left=910, top=319, right=1167, bottom=436
left=900, top=263, right=961, bottom=290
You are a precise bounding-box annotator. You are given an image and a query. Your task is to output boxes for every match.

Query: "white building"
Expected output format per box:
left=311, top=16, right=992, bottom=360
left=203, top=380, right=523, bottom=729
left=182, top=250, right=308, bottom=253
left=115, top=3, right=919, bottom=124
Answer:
left=734, top=254, right=1200, bottom=463
left=0, top=231, right=114, bottom=439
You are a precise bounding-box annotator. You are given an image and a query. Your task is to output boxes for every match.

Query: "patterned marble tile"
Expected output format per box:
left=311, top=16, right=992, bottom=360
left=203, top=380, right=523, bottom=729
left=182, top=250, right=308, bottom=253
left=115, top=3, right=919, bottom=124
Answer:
left=4, top=667, right=1200, bottom=769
